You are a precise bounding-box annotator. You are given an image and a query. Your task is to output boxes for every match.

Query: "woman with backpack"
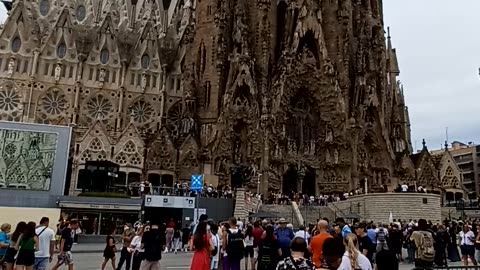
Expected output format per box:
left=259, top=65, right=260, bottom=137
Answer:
left=15, top=222, right=39, bottom=270
left=190, top=222, right=213, bottom=270
left=257, top=225, right=281, bottom=270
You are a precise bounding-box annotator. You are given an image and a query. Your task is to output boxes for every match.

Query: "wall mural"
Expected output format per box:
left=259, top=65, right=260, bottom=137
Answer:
left=0, top=128, right=58, bottom=190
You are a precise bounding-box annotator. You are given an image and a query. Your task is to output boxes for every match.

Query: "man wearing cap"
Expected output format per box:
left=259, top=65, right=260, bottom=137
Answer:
left=274, top=218, right=294, bottom=258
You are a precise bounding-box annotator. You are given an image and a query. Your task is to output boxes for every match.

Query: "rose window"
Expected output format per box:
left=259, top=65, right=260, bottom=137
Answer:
left=41, top=90, right=67, bottom=115
left=5, top=143, right=16, bottom=156
left=86, top=95, right=113, bottom=120
left=129, top=100, right=154, bottom=124
left=166, top=103, right=182, bottom=138
left=0, top=88, right=20, bottom=112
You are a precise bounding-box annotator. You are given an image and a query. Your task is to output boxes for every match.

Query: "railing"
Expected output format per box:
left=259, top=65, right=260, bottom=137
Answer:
left=102, top=185, right=233, bottom=198
left=411, top=267, right=480, bottom=270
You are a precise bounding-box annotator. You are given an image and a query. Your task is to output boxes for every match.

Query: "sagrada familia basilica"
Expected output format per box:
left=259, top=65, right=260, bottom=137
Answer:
left=0, top=0, right=465, bottom=197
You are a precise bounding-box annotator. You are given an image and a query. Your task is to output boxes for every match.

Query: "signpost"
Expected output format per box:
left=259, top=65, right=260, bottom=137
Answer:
left=191, top=174, right=203, bottom=222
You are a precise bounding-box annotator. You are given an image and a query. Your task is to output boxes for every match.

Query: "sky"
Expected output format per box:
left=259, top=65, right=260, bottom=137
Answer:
left=0, top=1, right=479, bottom=152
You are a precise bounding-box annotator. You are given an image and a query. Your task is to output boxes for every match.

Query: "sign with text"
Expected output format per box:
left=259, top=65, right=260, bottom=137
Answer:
left=144, top=195, right=195, bottom=209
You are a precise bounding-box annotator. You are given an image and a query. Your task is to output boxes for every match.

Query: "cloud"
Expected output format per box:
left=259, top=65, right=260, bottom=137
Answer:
left=384, top=0, right=480, bottom=150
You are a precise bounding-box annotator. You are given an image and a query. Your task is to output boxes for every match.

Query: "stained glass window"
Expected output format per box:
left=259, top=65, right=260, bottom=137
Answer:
left=39, top=0, right=50, bottom=16
left=76, top=5, right=86, bottom=21
left=56, top=43, right=67, bottom=59
left=100, top=48, right=109, bottom=64
left=141, top=54, right=150, bottom=69
left=11, top=37, right=21, bottom=53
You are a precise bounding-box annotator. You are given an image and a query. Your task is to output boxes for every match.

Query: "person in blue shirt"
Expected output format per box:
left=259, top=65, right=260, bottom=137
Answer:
left=335, top=218, right=352, bottom=238
left=274, top=218, right=294, bottom=258
left=0, top=223, right=11, bottom=259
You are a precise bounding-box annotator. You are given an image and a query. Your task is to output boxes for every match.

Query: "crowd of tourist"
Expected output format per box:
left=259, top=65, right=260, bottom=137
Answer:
left=126, top=181, right=235, bottom=199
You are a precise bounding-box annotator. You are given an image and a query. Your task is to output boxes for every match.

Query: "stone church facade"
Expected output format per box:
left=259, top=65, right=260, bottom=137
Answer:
left=0, top=0, right=418, bottom=196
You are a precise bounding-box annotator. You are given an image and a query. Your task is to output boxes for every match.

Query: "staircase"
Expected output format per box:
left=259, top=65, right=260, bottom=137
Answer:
left=233, top=188, right=248, bottom=221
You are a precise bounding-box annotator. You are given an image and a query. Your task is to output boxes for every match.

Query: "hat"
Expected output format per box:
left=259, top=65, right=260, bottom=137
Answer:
left=279, top=218, right=287, bottom=223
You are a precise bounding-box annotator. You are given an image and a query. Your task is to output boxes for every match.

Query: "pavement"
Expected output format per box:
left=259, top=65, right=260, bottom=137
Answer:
left=60, top=244, right=463, bottom=270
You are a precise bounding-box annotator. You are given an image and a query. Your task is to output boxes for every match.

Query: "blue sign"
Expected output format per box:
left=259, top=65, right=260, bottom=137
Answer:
left=191, top=175, right=203, bottom=191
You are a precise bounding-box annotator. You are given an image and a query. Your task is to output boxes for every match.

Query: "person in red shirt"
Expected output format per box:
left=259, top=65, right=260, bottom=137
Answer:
left=252, top=220, right=264, bottom=270
left=167, top=219, right=175, bottom=229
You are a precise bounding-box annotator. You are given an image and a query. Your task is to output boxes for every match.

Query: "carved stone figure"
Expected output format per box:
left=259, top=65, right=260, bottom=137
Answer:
left=99, top=69, right=106, bottom=83
left=325, top=126, right=333, bottom=142
left=7, top=58, right=15, bottom=76
left=325, top=149, right=331, bottom=163
left=54, top=64, right=61, bottom=82
left=333, top=149, right=339, bottom=164
left=141, top=73, right=147, bottom=90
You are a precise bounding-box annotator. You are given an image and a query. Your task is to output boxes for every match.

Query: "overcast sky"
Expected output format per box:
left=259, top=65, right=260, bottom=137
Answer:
left=0, top=1, right=479, bottom=152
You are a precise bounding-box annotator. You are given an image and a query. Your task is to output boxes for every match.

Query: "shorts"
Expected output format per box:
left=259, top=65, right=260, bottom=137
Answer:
left=34, top=257, right=50, bottom=270
left=461, top=245, right=475, bottom=257
left=244, top=246, right=254, bottom=258
left=16, top=250, right=35, bottom=266
left=4, top=247, right=16, bottom=263
left=57, top=252, right=74, bottom=265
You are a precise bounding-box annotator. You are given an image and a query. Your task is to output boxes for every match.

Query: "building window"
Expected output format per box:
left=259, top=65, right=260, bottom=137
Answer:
left=130, top=73, right=135, bottom=85
left=57, top=43, right=67, bottom=59
left=69, top=66, right=74, bottom=78
left=39, top=0, right=50, bottom=16
left=89, top=68, right=94, bottom=80
left=141, top=54, right=150, bottom=69
left=105, top=69, right=110, bottom=83
left=207, top=5, right=212, bottom=16
left=44, top=63, right=49, bottom=76
left=152, top=75, right=157, bottom=88
left=22, top=60, right=28, bottom=74
left=11, top=37, right=21, bottom=53
left=100, top=48, right=109, bottom=64
left=76, top=5, right=86, bottom=21
left=112, top=70, right=116, bottom=83
left=137, top=74, right=142, bottom=86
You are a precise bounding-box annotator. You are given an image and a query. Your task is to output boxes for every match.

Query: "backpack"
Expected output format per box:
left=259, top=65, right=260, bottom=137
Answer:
left=226, top=229, right=244, bottom=260
left=377, top=228, right=386, bottom=243
left=418, top=231, right=435, bottom=262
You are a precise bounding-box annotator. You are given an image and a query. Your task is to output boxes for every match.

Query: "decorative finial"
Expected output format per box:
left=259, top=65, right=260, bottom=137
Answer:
left=387, top=27, right=391, bottom=38
left=422, top=139, right=427, bottom=151
left=444, top=141, right=448, bottom=151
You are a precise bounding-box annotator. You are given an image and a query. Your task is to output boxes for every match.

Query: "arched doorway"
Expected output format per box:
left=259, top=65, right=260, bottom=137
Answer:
left=283, top=165, right=298, bottom=194
left=302, top=167, right=316, bottom=196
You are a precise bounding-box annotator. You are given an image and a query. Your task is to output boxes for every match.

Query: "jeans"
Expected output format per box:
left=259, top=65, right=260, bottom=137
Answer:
left=33, top=257, right=49, bottom=270
left=117, top=247, right=132, bottom=270
left=132, top=252, right=144, bottom=270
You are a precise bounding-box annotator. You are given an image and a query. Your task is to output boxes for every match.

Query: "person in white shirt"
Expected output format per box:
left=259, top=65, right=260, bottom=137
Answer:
left=460, top=225, right=477, bottom=266
left=210, top=224, right=220, bottom=270
left=294, top=225, right=311, bottom=245
left=130, top=227, right=144, bottom=270
left=338, top=233, right=372, bottom=270
left=34, top=217, right=56, bottom=270
left=401, top=183, right=408, bottom=192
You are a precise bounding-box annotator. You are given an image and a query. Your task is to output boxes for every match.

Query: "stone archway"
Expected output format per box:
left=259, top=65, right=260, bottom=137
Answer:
left=282, top=165, right=298, bottom=194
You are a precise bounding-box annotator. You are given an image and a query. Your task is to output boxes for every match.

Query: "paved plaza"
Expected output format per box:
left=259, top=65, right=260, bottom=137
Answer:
left=43, top=244, right=463, bottom=270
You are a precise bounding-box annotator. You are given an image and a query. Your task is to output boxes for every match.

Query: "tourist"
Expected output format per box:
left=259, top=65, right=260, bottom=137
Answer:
left=5, top=221, right=26, bottom=270
left=221, top=223, right=230, bottom=270
left=257, top=225, right=281, bottom=270
left=15, top=221, right=39, bottom=270
left=309, top=220, right=332, bottom=268
left=294, top=225, right=311, bottom=245
left=140, top=223, right=165, bottom=270
left=410, top=219, right=435, bottom=268
left=338, top=233, right=372, bottom=270
left=52, top=219, right=79, bottom=270
left=190, top=222, right=212, bottom=270
left=353, top=222, right=374, bottom=264
left=375, top=248, right=399, bottom=270
left=131, top=226, right=144, bottom=270
left=374, top=224, right=388, bottom=252
left=117, top=223, right=135, bottom=270
left=210, top=224, right=220, bottom=270
left=433, top=224, right=448, bottom=267
left=101, top=227, right=116, bottom=270
left=182, top=224, right=191, bottom=252
left=459, top=224, right=477, bottom=266
left=387, top=224, right=403, bottom=261
left=244, top=225, right=254, bottom=270
left=0, top=223, right=11, bottom=265
left=252, top=220, right=264, bottom=269
left=334, top=218, right=351, bottom=238
left=321, top=237, right=344, bottom=270
left=447, top=224, right=460, bottom=262
left=172, top=225, right=181, bottom=254
left=276, top=237, right=314, bottom=270
left=224, top=217, right=244, bottom=270
left=275, top=218, right=294, bottom=258
left=34, top=217, right=55, bottom=270
left=165, top=224, right=174, bottom=253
